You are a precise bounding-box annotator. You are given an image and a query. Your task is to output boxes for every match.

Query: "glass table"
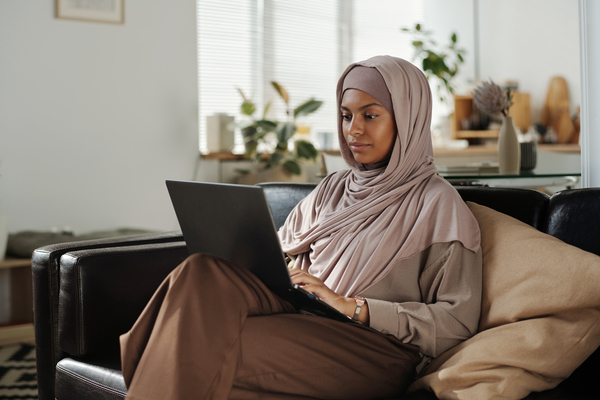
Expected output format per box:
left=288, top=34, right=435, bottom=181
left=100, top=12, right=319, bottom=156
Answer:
left=439, top=168, right=580, bottom=189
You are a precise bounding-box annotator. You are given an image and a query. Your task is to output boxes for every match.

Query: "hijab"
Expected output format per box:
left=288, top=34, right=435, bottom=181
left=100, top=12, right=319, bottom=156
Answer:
left=278, top=55, right=481, bottom=297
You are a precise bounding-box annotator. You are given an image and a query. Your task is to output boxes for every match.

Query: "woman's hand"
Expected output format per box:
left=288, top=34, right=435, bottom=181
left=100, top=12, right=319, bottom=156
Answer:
left=289, top=268, right=368, bottom=323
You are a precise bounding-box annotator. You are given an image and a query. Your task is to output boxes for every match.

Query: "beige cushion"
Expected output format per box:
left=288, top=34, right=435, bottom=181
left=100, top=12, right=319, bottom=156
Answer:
left=409, top=202, right=600, bottom=400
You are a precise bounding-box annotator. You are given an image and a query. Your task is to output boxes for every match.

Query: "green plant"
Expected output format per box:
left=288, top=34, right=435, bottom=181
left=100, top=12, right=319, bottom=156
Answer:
left=238, top=82, right=322, bottom=175
left=401, top=23, right=466, bottom=109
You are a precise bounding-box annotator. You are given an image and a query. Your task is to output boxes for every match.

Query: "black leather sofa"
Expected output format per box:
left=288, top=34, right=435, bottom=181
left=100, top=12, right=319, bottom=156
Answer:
left=32, top=183, right=600, bottom=400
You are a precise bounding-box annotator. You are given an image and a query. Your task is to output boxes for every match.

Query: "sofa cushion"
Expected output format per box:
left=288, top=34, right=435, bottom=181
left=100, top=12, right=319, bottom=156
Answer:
left=410, top=202, right=600, bottom=399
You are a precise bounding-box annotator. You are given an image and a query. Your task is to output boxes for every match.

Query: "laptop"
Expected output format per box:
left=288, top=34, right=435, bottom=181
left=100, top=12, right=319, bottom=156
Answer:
left=166, top=180, right=354, bottom=323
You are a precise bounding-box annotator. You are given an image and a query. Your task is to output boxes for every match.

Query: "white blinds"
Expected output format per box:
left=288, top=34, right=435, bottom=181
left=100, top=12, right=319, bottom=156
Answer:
left=197, top=0, right=425, bottom=154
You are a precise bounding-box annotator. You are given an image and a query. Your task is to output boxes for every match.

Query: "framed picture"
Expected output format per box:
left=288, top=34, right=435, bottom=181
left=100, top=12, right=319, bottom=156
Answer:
left=55, top=0, right=124, bottom=24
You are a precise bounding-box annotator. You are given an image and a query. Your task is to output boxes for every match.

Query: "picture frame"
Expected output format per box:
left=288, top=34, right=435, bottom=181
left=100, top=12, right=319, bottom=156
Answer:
left=55, top=0, right=125, bottom=24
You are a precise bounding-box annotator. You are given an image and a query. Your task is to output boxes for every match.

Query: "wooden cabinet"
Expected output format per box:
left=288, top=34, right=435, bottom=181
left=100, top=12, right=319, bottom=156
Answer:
left=452, top=92, right=531, bottom=140
left=0, top=258, right=34, bottom=345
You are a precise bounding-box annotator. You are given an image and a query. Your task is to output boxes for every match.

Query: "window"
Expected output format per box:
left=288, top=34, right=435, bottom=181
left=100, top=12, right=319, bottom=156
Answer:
left=197, top=0, right=425, bottom=154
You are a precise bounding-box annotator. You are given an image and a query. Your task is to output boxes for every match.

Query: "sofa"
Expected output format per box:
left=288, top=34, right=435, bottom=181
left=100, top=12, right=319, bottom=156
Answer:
left=32, top=183, right=600, bottom=400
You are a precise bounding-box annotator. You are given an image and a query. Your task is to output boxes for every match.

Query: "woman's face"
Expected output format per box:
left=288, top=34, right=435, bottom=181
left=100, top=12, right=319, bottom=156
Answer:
left=341, top=89, right=396, bottom=164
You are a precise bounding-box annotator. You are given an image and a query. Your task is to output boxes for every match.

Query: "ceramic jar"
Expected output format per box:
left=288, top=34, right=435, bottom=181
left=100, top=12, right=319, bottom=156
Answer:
left=498, top=116, right=521, bottom=174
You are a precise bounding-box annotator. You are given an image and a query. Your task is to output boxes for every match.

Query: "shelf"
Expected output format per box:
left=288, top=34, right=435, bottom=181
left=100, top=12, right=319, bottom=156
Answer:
left=0, top=323, right=34, bottom=346
left=0, top=258, right=31, bottom=270
left=453, top=92, right=531, bottom=140
left=455, top=130, right=500, bottom=139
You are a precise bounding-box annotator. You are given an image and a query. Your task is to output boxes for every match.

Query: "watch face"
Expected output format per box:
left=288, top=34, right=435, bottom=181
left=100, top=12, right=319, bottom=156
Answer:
left=354, top=296, right=366, bottom=305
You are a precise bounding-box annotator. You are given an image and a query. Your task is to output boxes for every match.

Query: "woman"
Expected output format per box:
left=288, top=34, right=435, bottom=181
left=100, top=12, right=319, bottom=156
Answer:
left=120, top=56, right=482, bottom=400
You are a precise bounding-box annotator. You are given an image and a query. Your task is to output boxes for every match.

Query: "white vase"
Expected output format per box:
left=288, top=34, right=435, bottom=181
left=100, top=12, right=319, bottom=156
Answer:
left=0, top=214, right=8, bottom=261
left=498, top=116, right=521, bottom=174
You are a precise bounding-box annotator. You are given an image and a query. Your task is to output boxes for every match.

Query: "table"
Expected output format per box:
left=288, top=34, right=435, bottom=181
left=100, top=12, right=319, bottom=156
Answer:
left=437, top=146, right=581, bottom=190
left=0, top=258, right=35, bottom=345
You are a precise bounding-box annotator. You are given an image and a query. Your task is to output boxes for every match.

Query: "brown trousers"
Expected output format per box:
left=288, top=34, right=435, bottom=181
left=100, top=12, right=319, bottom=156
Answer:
left=120, top=253, right=420, bottom=400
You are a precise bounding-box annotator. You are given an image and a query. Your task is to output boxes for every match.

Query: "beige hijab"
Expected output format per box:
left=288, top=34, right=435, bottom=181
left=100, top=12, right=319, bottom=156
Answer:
left=278, top=55, right=480, bottom=297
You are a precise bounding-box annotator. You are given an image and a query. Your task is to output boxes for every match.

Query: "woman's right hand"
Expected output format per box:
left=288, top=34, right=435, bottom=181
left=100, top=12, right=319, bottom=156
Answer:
left=289, top=268, right=357, bottom=318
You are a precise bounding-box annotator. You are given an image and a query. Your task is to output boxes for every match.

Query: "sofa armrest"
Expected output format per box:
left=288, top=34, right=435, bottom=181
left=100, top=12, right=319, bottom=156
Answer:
left=59, top=241, right=189, bottom=357
left=32, top=231, right=184, bottom=400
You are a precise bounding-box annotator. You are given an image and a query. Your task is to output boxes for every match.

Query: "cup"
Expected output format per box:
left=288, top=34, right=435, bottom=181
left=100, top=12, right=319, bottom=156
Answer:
left=520, top=142, right=537, bottom=171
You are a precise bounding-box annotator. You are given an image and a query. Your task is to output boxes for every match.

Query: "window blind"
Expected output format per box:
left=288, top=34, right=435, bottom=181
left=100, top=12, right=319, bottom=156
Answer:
left=197, top=0, right=425, bottom=154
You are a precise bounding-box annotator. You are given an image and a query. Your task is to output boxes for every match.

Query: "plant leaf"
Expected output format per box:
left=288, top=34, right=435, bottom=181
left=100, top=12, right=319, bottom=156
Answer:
left=295, top=139, right=318, bottom=160
left=244, top=142, right=257, bottom=159
left=283, top=160, right=302, bottom=175
left=262, top=101, right=272, bottom=119
left=293, top=99, right=323, bottom=118
left=270, top=151, right=284, bottom=165
left=451, top=33, right=457, bottom=43
left=256, top=119, right=277, bottom=132
left=277, top=122, right=296, bottom=143
left=271, top=81, right=289, bottom=104
left=241, top=100, right=256, bottom=116
left=237, top=88, right=248, bottom=102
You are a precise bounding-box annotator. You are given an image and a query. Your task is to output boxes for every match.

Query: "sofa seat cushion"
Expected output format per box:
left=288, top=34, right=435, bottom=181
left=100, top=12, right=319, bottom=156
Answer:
left=410, top=202, right=600, bottom=400
left=55, top=358, right=126, bottom=400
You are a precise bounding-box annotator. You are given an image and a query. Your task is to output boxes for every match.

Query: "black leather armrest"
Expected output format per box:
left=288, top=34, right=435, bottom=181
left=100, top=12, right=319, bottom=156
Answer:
left=59, top=242, right=189, bottom=357
left=32, top=231, right=183, bottom=400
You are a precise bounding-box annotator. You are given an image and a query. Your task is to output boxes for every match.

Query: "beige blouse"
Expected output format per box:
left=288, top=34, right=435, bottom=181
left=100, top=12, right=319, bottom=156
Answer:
left=360, top=241, right=482, bottom=360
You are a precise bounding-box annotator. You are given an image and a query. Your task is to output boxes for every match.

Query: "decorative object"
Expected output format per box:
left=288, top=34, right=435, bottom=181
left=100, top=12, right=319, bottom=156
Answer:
left=473, top=81, right=520, bottom=174
left=55, top=0, right=124, bottom=24
left=541, top=76, right=577, bottom=144
left=520, top=142, right=537, bottom=172
left=401, top=23, right=466, bottom=110
left=205, top=113, right=235, bottom=153
left=237, top=82, right=321, bottom=177
left=497, top=117, right=521, bottom=174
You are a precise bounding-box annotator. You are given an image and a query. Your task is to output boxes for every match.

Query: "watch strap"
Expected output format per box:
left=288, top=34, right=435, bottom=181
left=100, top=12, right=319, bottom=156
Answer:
left=352, top=296, right=366, bottom=320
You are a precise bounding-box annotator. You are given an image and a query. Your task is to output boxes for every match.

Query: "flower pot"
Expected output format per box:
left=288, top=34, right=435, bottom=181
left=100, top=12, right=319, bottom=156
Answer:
left=498, top=116, right=521, bottom=174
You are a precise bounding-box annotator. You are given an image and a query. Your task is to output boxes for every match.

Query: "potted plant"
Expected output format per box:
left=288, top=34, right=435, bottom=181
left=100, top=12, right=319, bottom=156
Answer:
left=401, top=23, right=466, bottom=110
left=237, top=82, right=321, bottom=182
left=472, top=80, right=519, bottom=173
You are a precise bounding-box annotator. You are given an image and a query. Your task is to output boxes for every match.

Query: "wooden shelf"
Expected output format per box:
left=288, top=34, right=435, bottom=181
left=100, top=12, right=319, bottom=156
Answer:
left=0, top=323, right=34, bottom=346
left=455, top=130, right=500, bottom=139
left=453, top=92, right=531, bottom=140
left=0, top=258, right=31, bottom=270
left=201, top=152, right=246, bottom=160
left=0, top=258, right=33, bottom=344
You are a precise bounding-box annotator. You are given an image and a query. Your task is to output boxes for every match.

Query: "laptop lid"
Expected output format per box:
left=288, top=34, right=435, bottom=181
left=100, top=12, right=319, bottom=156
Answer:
left=166, top=180, right=293, bottom=291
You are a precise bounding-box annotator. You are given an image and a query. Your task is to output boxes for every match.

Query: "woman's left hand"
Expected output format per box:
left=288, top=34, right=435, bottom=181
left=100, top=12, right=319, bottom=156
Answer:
left=289, top=268, right=354, bottom=317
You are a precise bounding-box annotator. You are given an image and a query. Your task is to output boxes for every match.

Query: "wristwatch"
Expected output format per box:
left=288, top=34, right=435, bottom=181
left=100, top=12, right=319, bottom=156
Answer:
left=353, top=296, right=366, bottom=321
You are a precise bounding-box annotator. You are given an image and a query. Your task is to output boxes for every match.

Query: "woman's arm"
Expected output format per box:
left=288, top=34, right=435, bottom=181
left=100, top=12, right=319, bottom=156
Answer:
left=364, top=242, right=482, bottom=358
left=289, top=269, right=370, bottom=324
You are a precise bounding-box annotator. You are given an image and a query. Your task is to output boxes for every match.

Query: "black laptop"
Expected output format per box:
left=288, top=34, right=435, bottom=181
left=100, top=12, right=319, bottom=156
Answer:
left=166, top=180, right=353, bottom=323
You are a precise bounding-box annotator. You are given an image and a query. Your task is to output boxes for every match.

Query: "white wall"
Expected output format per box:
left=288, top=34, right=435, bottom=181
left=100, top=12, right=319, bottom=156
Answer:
left=0, top=1, right=199, bottom=234
left=477, top=0, right=580, bottom=123
left=425, top=0, right=476, bottom=124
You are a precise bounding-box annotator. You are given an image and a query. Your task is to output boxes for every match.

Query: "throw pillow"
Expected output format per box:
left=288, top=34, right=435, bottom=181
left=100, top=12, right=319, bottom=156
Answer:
left=409, top=202, right=600, bottom=400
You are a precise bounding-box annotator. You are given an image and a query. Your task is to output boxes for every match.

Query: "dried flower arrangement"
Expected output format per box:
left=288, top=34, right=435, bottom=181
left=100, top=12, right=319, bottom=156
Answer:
left=472, top=81, right=514, bottom=117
